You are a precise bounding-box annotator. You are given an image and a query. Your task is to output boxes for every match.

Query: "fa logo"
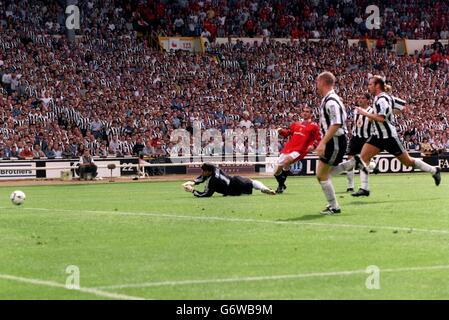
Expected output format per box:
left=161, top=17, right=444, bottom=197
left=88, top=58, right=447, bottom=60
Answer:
left=65, top=265, right=80, bottom=290
left=365, top=265, right=380, bottom=290
left=365, top=5, right=381, bottom=30
left=65, top=5, right=80, bottom=30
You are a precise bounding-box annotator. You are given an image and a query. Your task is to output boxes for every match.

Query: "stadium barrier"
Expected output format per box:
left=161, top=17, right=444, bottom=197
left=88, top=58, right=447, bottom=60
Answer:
left=0, top=152, right=447, bottom=180
left=214, top=37, right=448, bottom=56
left=158, top=37, right=205, bottom=53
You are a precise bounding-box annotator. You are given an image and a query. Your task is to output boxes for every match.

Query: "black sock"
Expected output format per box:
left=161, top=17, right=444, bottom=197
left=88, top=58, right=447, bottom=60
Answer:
left=282, top=169, right=290, bottom=178
left=275, top=174, right=283, bottom=185
left=275, top=173, right=287, bottom=186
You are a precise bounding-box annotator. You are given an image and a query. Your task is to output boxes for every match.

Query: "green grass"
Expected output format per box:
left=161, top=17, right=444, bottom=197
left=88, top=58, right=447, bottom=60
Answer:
left=0, top=173, right=448, bottom=299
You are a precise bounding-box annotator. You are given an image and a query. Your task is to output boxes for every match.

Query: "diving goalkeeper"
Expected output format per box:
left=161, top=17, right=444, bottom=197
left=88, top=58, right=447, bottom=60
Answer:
left=183, top=163, right=276, bottom=197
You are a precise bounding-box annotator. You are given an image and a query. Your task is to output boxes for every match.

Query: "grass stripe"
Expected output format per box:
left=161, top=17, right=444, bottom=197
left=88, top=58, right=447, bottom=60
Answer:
left=2, top=206, right=449, bottom=236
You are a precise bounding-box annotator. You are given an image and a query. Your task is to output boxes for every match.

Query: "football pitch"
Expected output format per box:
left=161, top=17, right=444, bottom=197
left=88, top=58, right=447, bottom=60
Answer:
left=0, top=173, right=448, bottom=300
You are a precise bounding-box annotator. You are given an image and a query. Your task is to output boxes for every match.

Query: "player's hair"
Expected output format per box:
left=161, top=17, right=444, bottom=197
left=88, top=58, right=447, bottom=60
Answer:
left=317, top=71, right=336, bottom=86
left=363, top=93, right=371, bottom=100
left=385, top=84, right=392, bottom=92
left=370, top=75, right=386, bottom=91
left=201, top=163, right=216, bottom=172
left=302, top=105, right=312, bottom=112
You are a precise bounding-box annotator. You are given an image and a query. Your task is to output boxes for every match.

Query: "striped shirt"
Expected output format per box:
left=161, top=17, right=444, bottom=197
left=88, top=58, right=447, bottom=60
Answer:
left=352, top=107, right=373, bottom=139
left=319, top=90, right=347, bottom=137
left=372, top=92, right=398, bottom=139
left=391, top=96, right=406, bottom=112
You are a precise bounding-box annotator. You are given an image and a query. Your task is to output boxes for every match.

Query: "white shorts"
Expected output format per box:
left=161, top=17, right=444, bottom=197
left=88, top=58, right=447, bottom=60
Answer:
left=277, top=151, right=301, bottom=165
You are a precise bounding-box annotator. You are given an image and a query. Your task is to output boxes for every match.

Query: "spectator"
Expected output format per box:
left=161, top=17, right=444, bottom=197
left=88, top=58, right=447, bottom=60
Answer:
left=78, top=149, right=97, bottom=180
left=19, top=145, right=33, bottom=159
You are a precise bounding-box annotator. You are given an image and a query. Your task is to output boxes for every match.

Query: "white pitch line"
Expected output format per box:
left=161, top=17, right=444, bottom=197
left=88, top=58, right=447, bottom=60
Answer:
left=0, top=273, right=145, bottom=300
left=95, top=265, right=449, bottom=290
left=2, top=206, right=449, bottom=236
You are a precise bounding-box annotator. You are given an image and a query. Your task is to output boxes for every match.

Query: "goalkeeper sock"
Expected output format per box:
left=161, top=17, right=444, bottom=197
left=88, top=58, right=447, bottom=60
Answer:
left=252, top=180, right=269, bottom=191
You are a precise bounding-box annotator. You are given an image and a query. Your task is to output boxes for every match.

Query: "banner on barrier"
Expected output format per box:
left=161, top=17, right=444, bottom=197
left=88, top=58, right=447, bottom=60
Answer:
left=0, top=162, right=36, bottom=180
left=265, top=154, right=418, bottom=175
left=158, top=37, right=205, bottom=53
left=187, top=163, right=256, bottom=175
left=44, top=160, right=121, bottom=179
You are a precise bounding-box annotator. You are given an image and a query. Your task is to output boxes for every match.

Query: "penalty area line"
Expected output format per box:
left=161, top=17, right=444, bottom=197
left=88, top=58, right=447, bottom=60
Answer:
left=2, top=206, right=449, bottom=236
left=95, top=264, right=449, bottom=290
left=0, top=273, right=146, bottom=300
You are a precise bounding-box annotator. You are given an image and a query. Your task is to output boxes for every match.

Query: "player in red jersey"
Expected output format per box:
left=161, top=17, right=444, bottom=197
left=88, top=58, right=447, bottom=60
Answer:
left=274, top=106, right=321, bottom=193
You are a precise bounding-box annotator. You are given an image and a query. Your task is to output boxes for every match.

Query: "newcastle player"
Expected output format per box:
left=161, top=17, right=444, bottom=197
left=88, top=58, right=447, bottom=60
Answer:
left=332, top=75, right=441, bottom=188
left=315, top=72, right=355, bottom=215
left=347, top=93, right=373, bottom=196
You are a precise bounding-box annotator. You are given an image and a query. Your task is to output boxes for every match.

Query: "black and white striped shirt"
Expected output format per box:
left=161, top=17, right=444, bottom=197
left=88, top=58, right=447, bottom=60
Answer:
left=391, top=96, right=406, bottom=112
left=372, top=92, right=398, bottom=139
left=352, top=107, right=373, bottom=139
left=319, top=90, right=347, bottom=137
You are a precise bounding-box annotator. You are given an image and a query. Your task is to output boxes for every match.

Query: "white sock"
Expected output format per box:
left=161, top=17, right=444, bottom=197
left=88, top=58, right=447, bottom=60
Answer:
left=252, top=180, right=269, bottom=191
left=319, top=180, right=339, bottom=208
left=331, top=158, right=355, bottom=176
left=360, top=170, right=369, bottom=191
left=347, top=169, right=354, bottom=189
left=413, top=159, right=437, bottom=174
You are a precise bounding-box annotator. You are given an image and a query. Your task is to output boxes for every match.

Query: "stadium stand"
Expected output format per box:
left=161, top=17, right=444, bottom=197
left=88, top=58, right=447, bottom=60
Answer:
left=0, top=0, right=449, bottom=160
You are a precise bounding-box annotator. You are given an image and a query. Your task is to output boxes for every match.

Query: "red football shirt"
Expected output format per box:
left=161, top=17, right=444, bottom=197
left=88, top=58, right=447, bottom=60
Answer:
left=278, top=120, right=321, bottom=156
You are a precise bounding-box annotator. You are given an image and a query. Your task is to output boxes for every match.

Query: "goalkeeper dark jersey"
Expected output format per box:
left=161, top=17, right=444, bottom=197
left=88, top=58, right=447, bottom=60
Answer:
left=193, top=168, right=253, bottom=197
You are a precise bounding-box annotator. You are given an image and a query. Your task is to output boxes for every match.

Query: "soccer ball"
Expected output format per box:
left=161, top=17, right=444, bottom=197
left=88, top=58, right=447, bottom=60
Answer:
left=369, top=160, right=377, bottom=171
left=10, top=190, right=26, bottom=205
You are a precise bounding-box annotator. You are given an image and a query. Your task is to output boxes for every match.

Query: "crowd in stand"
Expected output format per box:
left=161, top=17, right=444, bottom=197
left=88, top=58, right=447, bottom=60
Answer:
left=2, top=0, right=448, bottom=40
left=0, top=0, right=449, bottom=160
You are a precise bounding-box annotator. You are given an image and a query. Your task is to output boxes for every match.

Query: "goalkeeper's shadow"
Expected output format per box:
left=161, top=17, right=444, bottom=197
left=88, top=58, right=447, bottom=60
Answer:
left=278, top=214, right=326, bottom=222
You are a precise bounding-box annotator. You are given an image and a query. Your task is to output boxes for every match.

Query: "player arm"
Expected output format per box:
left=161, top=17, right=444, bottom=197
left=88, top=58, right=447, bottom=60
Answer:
left=356, top=106, right=385, bottom=123
left=393, top=97, right=406, bottom=114
left=393, top=108, right=404, bottom=115
left=193, top=184, right=215, bottom=197
left=277, top=128, right=291, bottom=137
left=193, top=175, right=206, bottom=185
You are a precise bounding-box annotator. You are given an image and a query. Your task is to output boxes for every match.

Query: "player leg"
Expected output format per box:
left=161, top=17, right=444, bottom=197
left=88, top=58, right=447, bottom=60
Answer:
left=273, top=154, right=287, bottom=192
left=274, top=152, right=298, bottom=193
left=317, top=137, right=346, bottom=215
left=317, top=161, right=340, bottom=215
left=390, top=138, right=441, bottom=186
left=251, top=179, right=276, bottom=195
left=330, top=152, right=368, bottom=176
left=352, top=140, right=382, bottom=197
left=346, top=155, right=355, bottom=192
left=371, top=156, right=381, bottom=174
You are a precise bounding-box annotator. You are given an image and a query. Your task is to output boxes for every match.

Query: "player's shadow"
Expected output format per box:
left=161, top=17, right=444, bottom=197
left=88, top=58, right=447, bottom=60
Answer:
left=349, top=198, right=442, bottom=206
left=278, top=214, right=325, bottom=221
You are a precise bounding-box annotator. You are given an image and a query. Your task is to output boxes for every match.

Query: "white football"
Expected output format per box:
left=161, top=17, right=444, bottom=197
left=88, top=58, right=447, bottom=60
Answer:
left=10, top=190, right=26, bottom=205
left=369, top=160, right=377, bottom=171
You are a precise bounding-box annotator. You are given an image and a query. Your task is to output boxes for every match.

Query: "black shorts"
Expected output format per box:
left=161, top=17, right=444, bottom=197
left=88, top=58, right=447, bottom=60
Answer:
left=320, top=135, right=347, bottom=166
left=347, top=136, right=367, bottom=156
left=229, top=176, right=254, bottom=196
left=366, top=136, right=406, bottom=156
